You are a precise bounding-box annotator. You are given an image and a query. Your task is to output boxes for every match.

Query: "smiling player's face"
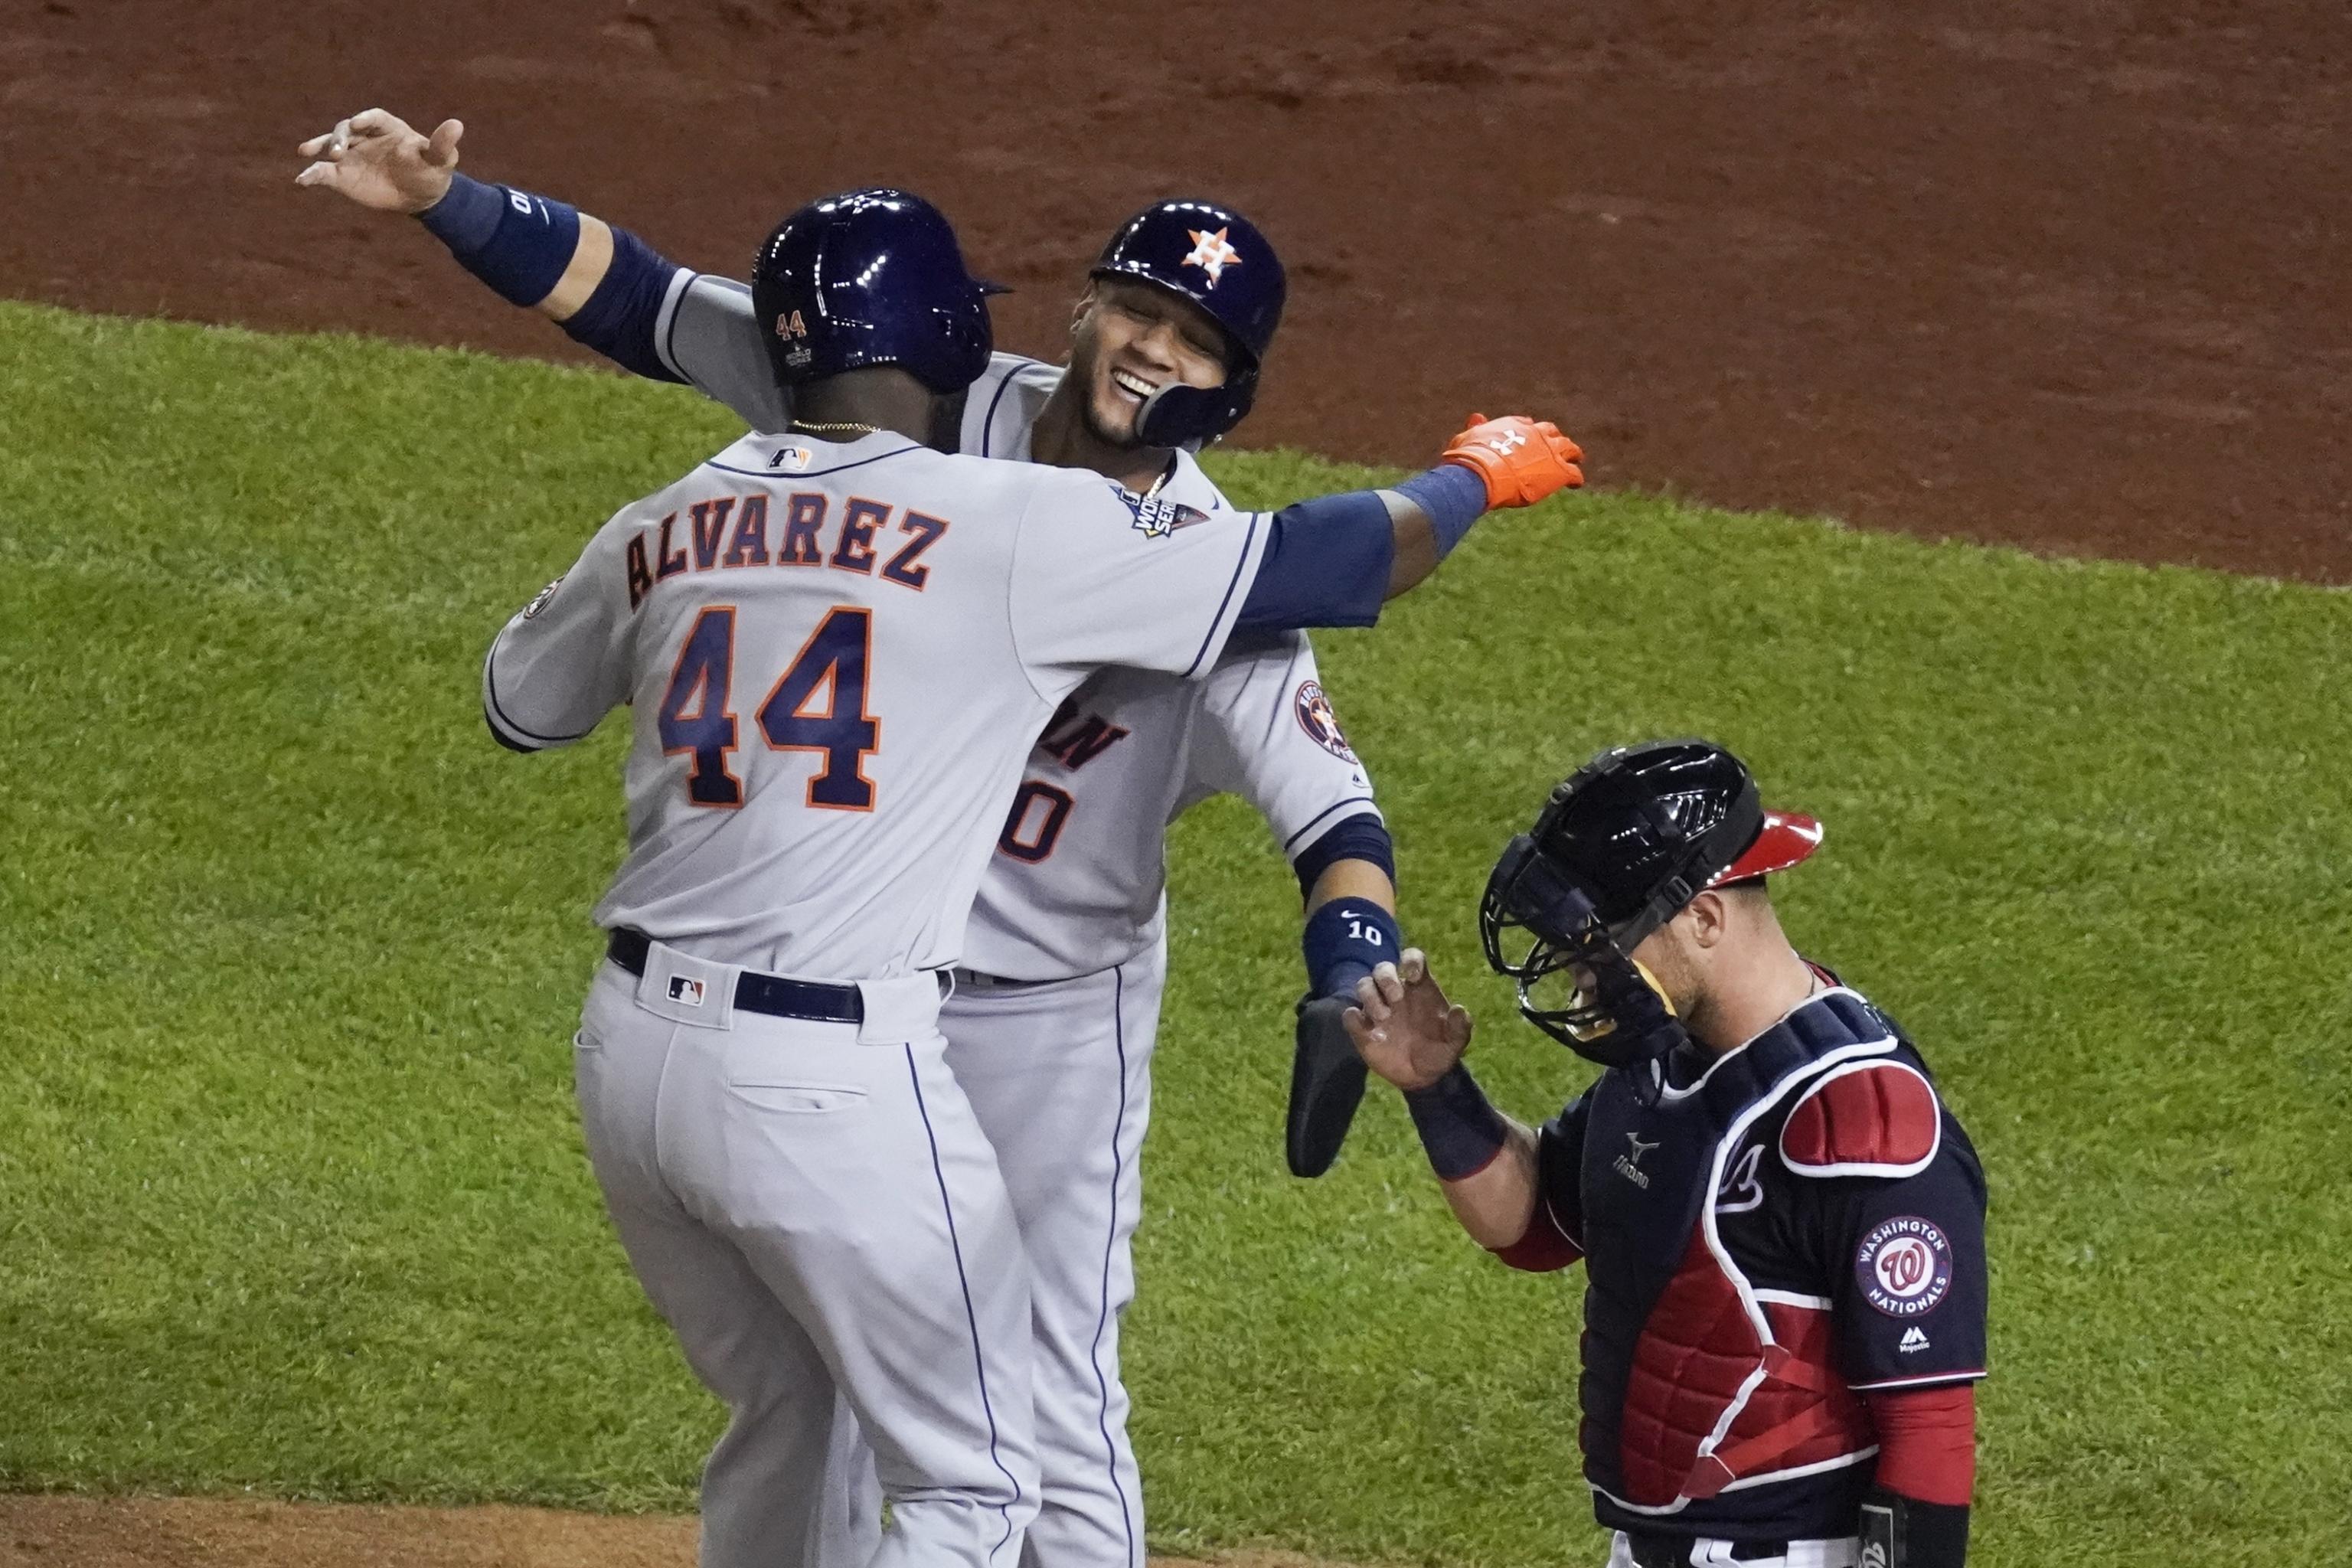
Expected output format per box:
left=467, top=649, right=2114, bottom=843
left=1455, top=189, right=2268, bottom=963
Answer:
left=1068, top=278, right=1230, bottom=449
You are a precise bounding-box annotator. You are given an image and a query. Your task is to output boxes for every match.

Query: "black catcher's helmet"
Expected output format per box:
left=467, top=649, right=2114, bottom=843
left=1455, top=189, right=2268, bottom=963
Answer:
left=752, top=188, right=1004, bottom=396
left=1479, top=740, right=1823, bottom=1071
left=1091, top=199, right=1286, bottom=447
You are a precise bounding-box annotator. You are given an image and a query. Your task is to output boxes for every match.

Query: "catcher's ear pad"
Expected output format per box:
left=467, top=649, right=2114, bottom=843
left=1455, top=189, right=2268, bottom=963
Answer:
left=1287, top=995, right=1370, bottom=1178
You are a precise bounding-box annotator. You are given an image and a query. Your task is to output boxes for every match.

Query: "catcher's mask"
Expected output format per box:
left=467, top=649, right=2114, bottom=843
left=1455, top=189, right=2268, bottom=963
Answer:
left=1479, top=740, right=1821, bottom=1073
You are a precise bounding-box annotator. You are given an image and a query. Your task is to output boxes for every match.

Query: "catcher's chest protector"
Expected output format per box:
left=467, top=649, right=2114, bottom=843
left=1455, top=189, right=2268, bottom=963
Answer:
left=1577, top=989, right=1895, bottom=1517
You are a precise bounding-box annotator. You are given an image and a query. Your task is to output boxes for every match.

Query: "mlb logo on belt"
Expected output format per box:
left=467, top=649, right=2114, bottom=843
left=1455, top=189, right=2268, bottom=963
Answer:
left=668, top=975, right=707, bottom=1007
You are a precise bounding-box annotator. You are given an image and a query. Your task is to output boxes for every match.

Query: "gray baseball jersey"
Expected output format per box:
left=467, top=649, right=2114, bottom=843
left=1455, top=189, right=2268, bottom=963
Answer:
left=484, top=428, right=1270, bottom=980
left=647, top=277, right=1380, bottom=980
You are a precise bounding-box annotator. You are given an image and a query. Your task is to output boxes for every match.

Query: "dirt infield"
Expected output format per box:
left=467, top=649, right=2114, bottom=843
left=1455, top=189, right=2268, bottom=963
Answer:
left=5, top=0, right=2349, bottom=580
left=0, top=1498, right=1310, bottom=1568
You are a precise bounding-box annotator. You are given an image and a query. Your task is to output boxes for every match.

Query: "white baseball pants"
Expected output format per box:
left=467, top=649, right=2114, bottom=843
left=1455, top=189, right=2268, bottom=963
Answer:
left=821, top=942, right=1166, bottom=1568
left=1606, top=1533, right=1864, bottom=1567
left=573, top=943, right=1038, bottom=1568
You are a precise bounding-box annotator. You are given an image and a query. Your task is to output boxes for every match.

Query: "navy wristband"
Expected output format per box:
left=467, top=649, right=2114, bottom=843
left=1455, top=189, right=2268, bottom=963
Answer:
left=417, top=173, right=580, bottom=307
left=416, top=172, right=505, bottom=252
left=1393, top=462, right=1489, bottom=557
left=1403, top=1063, right=1508, bottom=1181
left=1302, top=897, right=1400, bottom=1001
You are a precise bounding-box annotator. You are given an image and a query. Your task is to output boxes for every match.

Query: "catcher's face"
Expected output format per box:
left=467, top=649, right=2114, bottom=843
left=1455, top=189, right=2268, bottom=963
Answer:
left=1068, top=278, right=1229, bottom=448
left=1625, top=900, right=1718, bottom=1028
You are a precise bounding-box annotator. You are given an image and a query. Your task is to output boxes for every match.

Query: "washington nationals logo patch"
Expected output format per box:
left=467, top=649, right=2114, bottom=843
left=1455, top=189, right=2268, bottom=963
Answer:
left=1855, top=1215, right=1955, bottom=1318
left=1293, top=681, right=1357, bottom=761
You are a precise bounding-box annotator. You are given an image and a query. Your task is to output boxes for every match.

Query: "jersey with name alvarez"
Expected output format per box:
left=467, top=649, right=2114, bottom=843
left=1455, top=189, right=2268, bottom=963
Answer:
left=654, top=273, right=1382, bottom=980
left=483, top=429, right=1270, bottom=981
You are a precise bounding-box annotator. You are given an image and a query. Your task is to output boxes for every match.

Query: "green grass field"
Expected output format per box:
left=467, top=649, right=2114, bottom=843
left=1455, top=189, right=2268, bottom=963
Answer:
left=2, top=300, right=2348, bottom=1566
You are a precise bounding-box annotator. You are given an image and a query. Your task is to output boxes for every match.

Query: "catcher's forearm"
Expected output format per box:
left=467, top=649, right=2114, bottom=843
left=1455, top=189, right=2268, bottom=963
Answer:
left=1403, top=1066, right=1542, bottom=1247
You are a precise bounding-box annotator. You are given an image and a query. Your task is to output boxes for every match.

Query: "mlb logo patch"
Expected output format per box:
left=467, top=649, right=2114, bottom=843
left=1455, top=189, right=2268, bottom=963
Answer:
left=668, top=975, right=707, bottom=1007
left=770, top=445, right=812, bottom=471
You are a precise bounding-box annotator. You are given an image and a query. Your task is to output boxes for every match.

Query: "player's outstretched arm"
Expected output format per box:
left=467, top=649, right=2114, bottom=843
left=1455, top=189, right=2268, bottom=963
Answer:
left=1233, top=414, right=1583, bottom=633
left=297, top=109, right=619, bottom=322
left=295, top=108, right=785, bottom=427
left=1345, top=952, right=1547, bottom=1250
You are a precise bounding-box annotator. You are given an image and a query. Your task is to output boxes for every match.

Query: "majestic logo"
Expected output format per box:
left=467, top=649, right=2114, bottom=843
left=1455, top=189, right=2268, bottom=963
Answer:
left=1899, top=1326, right=1932, bottom=1354
left=769, top=445, right=812, bottom=472
left=1293, top=681, right=1357, bottom=762
left=1615, top=1131, right=1658, bottom=1188
left=1716, top=1142, right=1765, bottom=1214
left=521, top=577, right=563, bottom=620
left=667, top=975, right=707, bottom=1007
left=1855, top=1215, right=1955, bottom=1318
left=1116, top=485, right=1210, bottom=540
left=1181, top=227, right=1242, bottom=287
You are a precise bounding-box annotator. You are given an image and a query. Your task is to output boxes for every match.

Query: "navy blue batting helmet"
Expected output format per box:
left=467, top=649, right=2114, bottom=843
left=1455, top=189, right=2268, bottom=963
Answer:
left=752, top=188, right=1004, bottom=396
left=1092, top=199, right=1286, bottom=446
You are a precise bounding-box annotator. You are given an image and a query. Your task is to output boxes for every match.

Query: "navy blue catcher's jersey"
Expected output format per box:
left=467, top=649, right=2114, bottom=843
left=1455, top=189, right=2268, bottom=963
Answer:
left=1530, top=980, right=1988, bottom=1544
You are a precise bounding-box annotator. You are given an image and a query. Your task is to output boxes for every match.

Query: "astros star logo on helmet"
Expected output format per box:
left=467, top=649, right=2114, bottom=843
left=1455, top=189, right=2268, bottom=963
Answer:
left=1181, top=227, right=1242, bottom=287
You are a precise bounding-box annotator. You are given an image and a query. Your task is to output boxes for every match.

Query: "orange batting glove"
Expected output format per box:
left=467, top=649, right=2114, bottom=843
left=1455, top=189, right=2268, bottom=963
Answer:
left=1441, top=413, right=1586, bottom=508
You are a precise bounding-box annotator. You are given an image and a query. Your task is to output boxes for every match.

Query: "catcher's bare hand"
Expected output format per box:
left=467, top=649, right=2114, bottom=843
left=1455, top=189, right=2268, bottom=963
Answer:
left=296, top=107, right=463, bottom=214
left=1344, top=949, right=1473, bottom=1091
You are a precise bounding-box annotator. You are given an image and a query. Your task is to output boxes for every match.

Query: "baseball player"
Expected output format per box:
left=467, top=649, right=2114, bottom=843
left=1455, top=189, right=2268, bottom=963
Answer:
left=296, top=109, right=1531, bottom=1568
left=473, top=179, right=1579, bottom=1568
left=1345, top=741, right=1985, bottom=1568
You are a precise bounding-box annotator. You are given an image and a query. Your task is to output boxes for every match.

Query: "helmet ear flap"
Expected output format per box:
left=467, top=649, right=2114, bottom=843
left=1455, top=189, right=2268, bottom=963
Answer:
left=1135, top=375, right=1254, bottom=449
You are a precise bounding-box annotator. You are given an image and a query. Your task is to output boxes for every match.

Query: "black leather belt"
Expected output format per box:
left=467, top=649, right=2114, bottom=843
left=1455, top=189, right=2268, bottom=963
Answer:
left=607, top=929, right=867, bottom=1024
left=1626, top=1535, right=1788, bottom=1567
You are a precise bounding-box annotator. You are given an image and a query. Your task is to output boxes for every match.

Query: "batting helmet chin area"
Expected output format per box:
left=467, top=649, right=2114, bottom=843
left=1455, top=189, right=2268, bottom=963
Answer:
left=1093, top=199, right=1286, bottom=447
left=753, top=188, right=1005, bottom=397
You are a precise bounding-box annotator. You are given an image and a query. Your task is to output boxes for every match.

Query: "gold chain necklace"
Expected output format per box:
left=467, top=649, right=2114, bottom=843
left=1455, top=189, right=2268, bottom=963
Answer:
left=790, top=419, right=884, bottom=437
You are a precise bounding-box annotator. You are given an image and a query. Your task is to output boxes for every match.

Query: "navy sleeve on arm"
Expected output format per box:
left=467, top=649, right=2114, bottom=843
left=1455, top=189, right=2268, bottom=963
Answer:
left=1234, top=488, right=1394, bottom=632
left=559, top=224, right=688, bottom=384
left=1291, top=810, right=1395, bottom=900
left=1828, top=1125, right=1990, bottom=1391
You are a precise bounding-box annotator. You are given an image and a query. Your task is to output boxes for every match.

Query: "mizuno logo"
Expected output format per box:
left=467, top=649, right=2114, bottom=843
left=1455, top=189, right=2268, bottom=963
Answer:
left=1899, top=1327, right=1930, bottom=1354
left=1614, top=1131, right=1658, bottom=1188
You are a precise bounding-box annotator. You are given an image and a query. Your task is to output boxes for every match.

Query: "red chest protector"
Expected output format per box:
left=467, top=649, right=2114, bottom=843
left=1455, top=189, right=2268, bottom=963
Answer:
left=1576, top=987, right=1942, bottom=1521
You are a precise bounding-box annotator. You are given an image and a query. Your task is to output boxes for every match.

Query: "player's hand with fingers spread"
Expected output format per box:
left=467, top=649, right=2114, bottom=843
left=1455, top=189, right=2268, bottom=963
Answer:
left=1442, top=413, right=1586, bottom=508
left=296, top=107, right=465, bottom=214
left=1344, top=949, right=1475, bottom=1091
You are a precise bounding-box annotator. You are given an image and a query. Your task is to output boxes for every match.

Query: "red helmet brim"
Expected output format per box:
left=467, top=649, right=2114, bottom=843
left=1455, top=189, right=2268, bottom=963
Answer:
left=1709, top=810, right=1823, bottom=886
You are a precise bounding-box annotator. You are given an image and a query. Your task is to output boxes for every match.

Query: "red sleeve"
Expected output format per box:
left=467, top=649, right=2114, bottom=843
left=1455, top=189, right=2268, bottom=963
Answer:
left=1490, top=1199, right=1583, bottom=1272
left=1865, top=1383, right=1977, bottom=1507
left=1491, top=1104, right=1587, bottom=1272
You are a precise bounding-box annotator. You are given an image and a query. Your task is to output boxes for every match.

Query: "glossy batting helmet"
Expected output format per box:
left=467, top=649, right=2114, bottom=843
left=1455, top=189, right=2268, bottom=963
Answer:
left=752, top=188, right=1005, bottom=396
left=1092, top=199, right=1287, bottom=446
left=1480, top=740, right=1823, bottom=1070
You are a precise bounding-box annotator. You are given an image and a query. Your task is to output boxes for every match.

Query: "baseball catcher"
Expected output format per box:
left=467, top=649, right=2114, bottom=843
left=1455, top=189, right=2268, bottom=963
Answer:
left=1347, top=740, right=1986, bottom=1568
